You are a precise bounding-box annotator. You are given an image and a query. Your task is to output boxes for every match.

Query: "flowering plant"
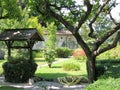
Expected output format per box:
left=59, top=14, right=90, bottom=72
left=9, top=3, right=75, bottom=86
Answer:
left=72, top=49, right=86, bottom=61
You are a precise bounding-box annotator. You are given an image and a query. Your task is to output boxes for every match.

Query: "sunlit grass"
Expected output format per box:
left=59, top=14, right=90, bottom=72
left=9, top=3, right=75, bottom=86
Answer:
left=0, top=60, right=6, bottom=74
left=0, top=58, right=87, bottom=79
left=35, top=58, right=87, bottom=79
left=34, top=57, right=63, bottom=66
left=97, top=46, right=120, bottom=60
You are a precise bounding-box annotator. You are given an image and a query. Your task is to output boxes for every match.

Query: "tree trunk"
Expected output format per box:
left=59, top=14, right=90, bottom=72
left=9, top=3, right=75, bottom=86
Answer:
left=86, top=56, right=96, bottom=83
left=48, top=63, right=52, bottom=68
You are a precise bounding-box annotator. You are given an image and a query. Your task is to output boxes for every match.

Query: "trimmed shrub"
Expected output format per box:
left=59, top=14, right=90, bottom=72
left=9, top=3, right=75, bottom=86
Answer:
left=62, top=63, right=80, bottom=71
left=56, top=47, right=72, bottom=58
left=2, top=58, right=37, bottom=83
left=86, top=78, right=120, bottom=90
left=95, top=65, right=105, bottom=80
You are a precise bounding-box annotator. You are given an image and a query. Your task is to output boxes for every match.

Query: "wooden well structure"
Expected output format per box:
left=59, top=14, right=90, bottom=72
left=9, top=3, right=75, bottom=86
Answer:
left=0, top=28, right=44, bottom=62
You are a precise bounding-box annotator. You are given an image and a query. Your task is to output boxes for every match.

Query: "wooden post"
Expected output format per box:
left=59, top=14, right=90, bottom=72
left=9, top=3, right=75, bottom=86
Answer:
left=5, top=41, right=11, bottom=60
left=8, top=41, right=11, bottom=60
left=27, top=41, right=35, bottom=63
left=29, top=47, right=32, bottom=62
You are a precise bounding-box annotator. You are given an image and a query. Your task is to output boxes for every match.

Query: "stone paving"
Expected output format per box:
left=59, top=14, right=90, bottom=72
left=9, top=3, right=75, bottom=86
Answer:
left=0, top=76, right=88, bottom=90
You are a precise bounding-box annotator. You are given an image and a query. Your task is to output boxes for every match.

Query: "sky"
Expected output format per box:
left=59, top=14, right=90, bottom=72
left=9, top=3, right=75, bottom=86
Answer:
left=75, top=0, right=120, bottom=23
left=111, top=0, right=120, bottom=23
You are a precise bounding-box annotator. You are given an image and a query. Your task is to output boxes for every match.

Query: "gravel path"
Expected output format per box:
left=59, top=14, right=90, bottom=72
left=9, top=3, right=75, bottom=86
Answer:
left=37, top=58, right=69, bottom=68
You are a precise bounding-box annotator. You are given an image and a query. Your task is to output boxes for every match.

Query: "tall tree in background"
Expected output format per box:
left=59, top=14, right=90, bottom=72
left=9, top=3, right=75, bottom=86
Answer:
left=29, top=0, right=120, bottom=83
left=44, top=22, right=57, bottom=68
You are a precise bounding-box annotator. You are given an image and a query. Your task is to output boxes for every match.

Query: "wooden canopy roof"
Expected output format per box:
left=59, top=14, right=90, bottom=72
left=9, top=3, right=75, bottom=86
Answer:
left=0, top=28, right=44, bottom=61
left=0, top=28, right=44, bottom=41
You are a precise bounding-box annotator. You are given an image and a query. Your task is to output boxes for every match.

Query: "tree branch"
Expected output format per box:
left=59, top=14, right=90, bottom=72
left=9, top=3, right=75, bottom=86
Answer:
left=35, top=5, right=44, bottom=16
left=95, top=31, right=120, bottom=56
left=97, top=23, right=120, bottom=46
left=45, top=1, right=75, bottom=33
left=45, top=0, right=92, bottom=56
left=73, top=31, right=92, bottom=58
left=106, top=1, right=117, bottom=24
left=88, top=0, right=110, bottom=38
left=109, top=12, right=118, bottom=25
left=76, top=0, right=93, bottom=32
left=92, top=23, right=120, bottom=53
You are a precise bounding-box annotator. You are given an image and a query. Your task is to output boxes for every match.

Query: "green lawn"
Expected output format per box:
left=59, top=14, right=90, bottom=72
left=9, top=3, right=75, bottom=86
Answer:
left=35, top=58, right=87, bottom=79
left=0, top=86, right=23, bottom=90
left=34, top=57, right=62, bottom=66
left=0, top=60, right=6, bottom=74
left=0, top=58, right=87, bottom=79
left=1, top=46, right=120, bottom=90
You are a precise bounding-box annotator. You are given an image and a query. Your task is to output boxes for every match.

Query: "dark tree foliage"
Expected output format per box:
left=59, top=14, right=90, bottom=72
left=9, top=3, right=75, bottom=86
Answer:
left=29, top=0, right=120, bottom=83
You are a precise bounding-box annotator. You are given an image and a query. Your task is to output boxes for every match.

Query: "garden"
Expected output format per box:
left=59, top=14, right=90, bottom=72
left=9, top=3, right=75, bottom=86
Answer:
left=1, top=0, right=120, bottom=90
left=0, top=47, right=87, bottom=90
left=0, top=46, right=120, bottom=89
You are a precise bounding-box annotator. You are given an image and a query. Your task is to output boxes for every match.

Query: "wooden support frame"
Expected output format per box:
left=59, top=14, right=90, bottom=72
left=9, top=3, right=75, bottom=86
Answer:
left=0, top=28, right=44, bottom=62
left=27, top=41, right=35, bottom=62
left=4, top=40, right=35, bottom=61
left=5, top=41, right=13, bottom=58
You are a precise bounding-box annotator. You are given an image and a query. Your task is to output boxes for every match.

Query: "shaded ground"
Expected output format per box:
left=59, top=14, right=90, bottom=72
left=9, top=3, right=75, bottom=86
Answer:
left=0, top=76, right=88, bottom=90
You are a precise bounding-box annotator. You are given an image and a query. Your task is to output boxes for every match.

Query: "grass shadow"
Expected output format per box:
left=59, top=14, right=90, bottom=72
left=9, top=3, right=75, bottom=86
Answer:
left=35, top=60, right=45, bottom=62
left=97, top=59, right=120, bottom=79
left=97, top=59, right=120, bottom=64
left=103, top=65, right=120, bottom=79
left=36, top=73, right=68, bottom=79
left=51, top=66, right=61, bottom=68
left=0, top=86, right=23, bottom=90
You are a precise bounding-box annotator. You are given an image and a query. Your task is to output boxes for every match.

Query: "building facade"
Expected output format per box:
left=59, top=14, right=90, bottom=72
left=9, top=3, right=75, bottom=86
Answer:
left=33, top=30, right=79, bottom=49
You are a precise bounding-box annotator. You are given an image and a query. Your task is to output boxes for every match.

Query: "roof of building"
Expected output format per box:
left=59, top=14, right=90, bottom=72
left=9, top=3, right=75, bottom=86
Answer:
left=44, top=30, right=72, bottom=35
left=56, top=30, right=72, bottom=35
left=0, top=28, right=44, bottom=41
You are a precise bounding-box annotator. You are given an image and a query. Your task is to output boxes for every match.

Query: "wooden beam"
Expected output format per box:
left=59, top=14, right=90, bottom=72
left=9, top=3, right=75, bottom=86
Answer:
left=27, top=41, right=35, bottom=48
left=10, top=46, right=29, bottom=49
left=5, top=41, right=14, bottom=47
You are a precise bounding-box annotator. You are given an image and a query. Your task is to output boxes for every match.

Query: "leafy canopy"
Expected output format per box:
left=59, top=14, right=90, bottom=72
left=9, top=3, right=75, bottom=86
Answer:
left=0, top=0, right=22, bottom=19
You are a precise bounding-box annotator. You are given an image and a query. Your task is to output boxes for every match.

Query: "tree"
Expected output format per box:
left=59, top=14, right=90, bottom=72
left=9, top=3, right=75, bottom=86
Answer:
left=0, top=0, right=23, bottom=48
left=29, top=0, right=120, bottom=83
left=0, top=0, right=22, bottom=20
left=44, top=22, right=57, bottom=68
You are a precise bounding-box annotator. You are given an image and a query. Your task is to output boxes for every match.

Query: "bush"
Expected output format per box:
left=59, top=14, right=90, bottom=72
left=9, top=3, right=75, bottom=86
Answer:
left=72, top=49, right=86, bottom=61
left=4, top=49, right=29, bottom=60
left=56, top=47, right=72, bottom=58
left=86, top=59, right=120, bottom=90
left=95, top=65, right=105, bottom=80
left=2, top=58, right=37, bottom=83
left=62, top=63, right=80, bottom=71
left=86, top=78, right=120, bottom=90
left=33, top=50, right=44, bottom=58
